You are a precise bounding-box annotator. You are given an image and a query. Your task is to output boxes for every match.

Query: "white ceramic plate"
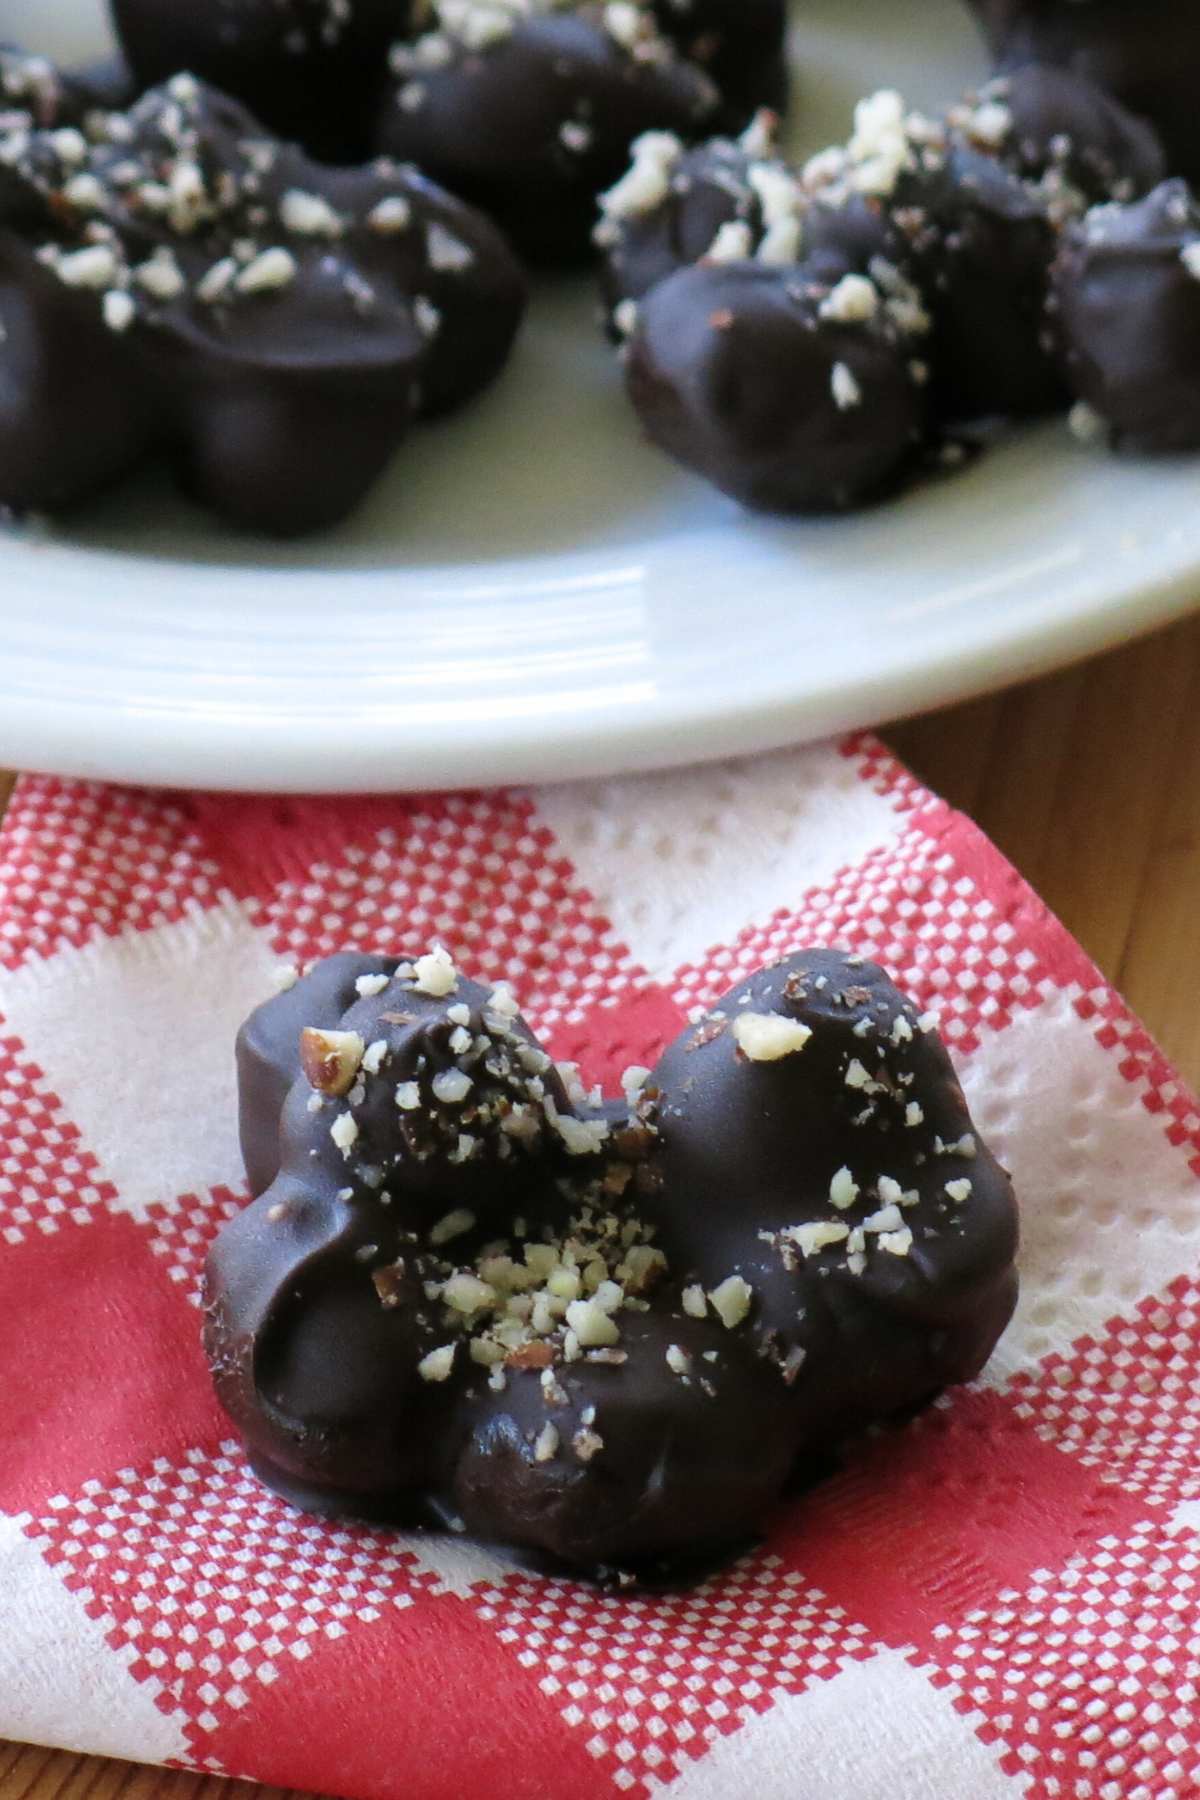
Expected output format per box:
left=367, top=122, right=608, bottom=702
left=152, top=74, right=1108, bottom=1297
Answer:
left=2, top=0, right=1200, bottom=792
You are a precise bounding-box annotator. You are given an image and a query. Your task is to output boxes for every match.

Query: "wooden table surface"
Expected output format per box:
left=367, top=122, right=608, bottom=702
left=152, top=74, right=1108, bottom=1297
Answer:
left=4, top=612, right=1200, bottom=1800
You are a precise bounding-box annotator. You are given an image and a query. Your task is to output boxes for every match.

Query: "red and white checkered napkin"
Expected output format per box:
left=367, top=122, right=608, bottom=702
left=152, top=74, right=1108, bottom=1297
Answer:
left=2, top=736, right=1199, bottom=1800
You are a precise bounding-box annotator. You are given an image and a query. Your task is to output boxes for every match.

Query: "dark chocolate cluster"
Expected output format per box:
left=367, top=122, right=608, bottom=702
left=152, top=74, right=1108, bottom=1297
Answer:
left=965, top=0, right=1200, bottom=450
left=110, top=0, right=788, bottom=263
left=597, top=66, right=1174, bottom=513
left=206, top=945, right=1019, bottom=1585
left=1050, top=180, right=1200, bottom=456
left=0, top=56, right=525, bottom=534
left=109, top=0, right=414, bottom=164
left=965, top=0, right=1200, bottom=185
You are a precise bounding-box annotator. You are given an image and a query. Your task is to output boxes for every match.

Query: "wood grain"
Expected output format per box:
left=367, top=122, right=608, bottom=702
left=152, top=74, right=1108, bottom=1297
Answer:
left=4, top=613, right=1200, bottom=1800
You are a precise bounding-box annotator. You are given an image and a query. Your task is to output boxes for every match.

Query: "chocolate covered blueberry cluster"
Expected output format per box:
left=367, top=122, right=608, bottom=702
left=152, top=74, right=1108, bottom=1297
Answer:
left=596, top=62, right=1190, bottom=513
left=0, top=55, right=525, bottom=533
left=206, top=945, right=1019, bottom=1585
left=110, top=0, right=790, bottom=262
left=965, top=0, right=1200, bottom=185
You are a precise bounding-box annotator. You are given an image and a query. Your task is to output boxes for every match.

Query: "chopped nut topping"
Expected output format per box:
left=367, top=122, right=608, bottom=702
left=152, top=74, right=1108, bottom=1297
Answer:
left=505, top=1341, right=556, bottom=1370
left=829, top=1166, right=859, bottom=1210
left=732, top=1012, right=813, bottom=1062
left=617, top=1244, right=667, bottom=1294
left=831, top=361, right=862, bottom=411
left=429, top=1207, right=476, bottom=1247
left=534, top=1422, right=560, bottom=1462
left=682, top=1283, right=708, bottom=1319
left=786, top=1220, right=850, bottom=1257
left=544, top=1098, right=610, bottom=1157
left=431, top=1067, right=473, bottom=1104
left=443, top=1273, right=496, bottom=1314
left=418, top=1343, right=456, bottom=1382
left=372, top=1261, right=407, bottom=1308
left=355, top=972, right=390, bottom=998
left=330, top=1111, right=359, bottom=1155
left=488, top=983, right=519, bottom=1019
left=540, top=1369, right=568, bottom=1406
left=818, top=272, right=879, bottom=324
left=300, top=1027, right=365, bottom=1096
left=234, top=246, right=297, bottom=294
left=565, top=1298, right=621, bottom=1348
left=621, top=1064, right=652, bottom=1101
left=368, top=194, right=412, bottom=234
left=572, top=1428, right=604, bottom=1463
left=709, top=1275, right=753, bottom=1329
left=945, top=1178, right=973, bottom=1203
left=280, top=187, right=343, bottom=237
left=547, top=1266, right=581, bottom=1302
left=413, top=945, right=458, bottom=997
left=666, top=1343, right=692, bottom=1376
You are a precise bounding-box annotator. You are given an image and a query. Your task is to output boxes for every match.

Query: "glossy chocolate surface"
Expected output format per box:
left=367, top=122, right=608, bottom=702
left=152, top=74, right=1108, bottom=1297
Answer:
left=0, top=62, right=525, bottom=532
left=207, top=947, right=1019, bottom=1583
left=599, top=64, right=1168, bottom=508
left=1051, top=178, right=1200, bottom=455
left=110, top=0, right=413, bottom=161
left=966, top=0, right=1200, bottom=182
left=110, top=2, right=786, bottom=262
left=625, top=260, right=928, bottom=513
left=379, top=5, right=721, bottom=263
left=649, top=0, right=789, bottom=124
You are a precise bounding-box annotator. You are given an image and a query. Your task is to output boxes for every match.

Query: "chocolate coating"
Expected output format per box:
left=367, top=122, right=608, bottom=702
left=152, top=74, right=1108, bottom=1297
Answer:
left=0, top=66, right=526, bottom=533
left=951, top=65, right=1165, bottom=209
left=649, top=0, right=790, bottom=124
left=1051, top=179, right=1200, bottom=455
left=596, top=121, right=801, bottom=330
left=379, top=6, right=721, bottom=264
left=890, top=140, right=1064, bottom=422
left=110, top=0, right=414, bottom=161
left=598, top=61, right=1184, bottom=505
left=625, top=260, right=927, bottom=514
left=207, top=946, right=1018, bottom=1582
left=966, top=0, right=1200, bottom=184
left=649, top=953, right=1019, bottom=1428
left=111, top=0, right=782, bottom=250
left=238, top=952, right=401, bottom=1197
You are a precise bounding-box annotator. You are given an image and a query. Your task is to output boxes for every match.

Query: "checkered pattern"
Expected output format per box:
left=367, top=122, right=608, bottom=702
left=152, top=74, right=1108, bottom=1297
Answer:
left=143, top=1186, right=247, bottom=1307
left=28, top=1445, right=432, bottom=1741
left=3, top=734, right=1200, bottom=1800
left=472, top=1555, right=876, bottom=1793
left=0, top=1030, right=116, bottom=1245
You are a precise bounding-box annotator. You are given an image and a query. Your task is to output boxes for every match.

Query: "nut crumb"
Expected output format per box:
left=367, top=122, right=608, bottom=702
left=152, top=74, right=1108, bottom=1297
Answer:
left=418, top=1343, right=456, bottom=1382
left=732, top=1012, right=813, bottom=1062
left=300, top=1027, right=365, bottom=1096
left=708, top=1274, right=753, bottom=1329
